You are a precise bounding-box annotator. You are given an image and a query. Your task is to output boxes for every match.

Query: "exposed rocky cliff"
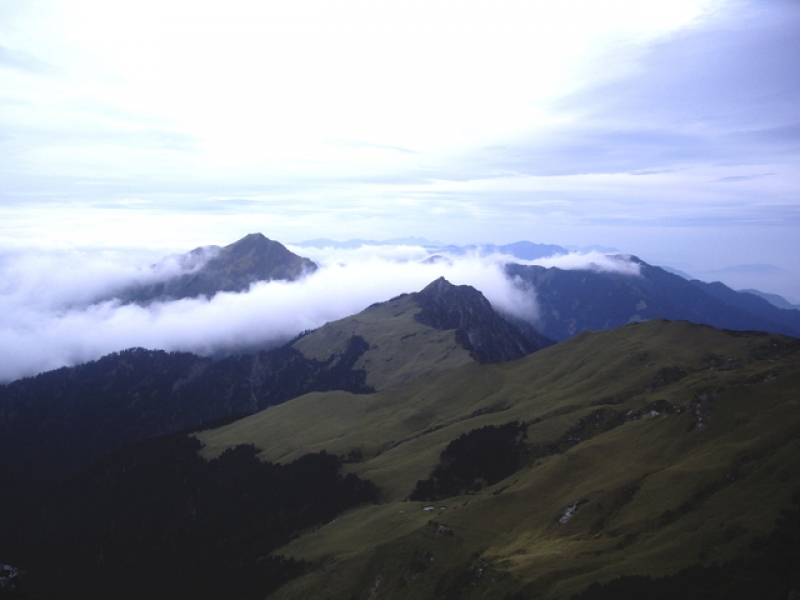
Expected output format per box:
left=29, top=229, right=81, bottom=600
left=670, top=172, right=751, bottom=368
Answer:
left=413, top=277, right=553, bottom=363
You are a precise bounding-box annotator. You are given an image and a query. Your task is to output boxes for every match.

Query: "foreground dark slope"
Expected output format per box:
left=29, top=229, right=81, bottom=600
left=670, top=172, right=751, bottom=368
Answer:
left=1, top=438, right=378, bottom=600
left=0, top=278, right=549, bottom=504
left=196, top=320, right=800, bottom=600
left=506, top=257, right=800, bottom=341
left=0, top=341, right=372, bottom=504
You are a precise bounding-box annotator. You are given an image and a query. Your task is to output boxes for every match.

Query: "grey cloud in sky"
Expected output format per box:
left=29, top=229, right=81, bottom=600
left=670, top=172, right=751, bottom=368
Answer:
left=0, top=0, right=797, bottom=301
left=0, top=44, right=53, bottom=74
left=715, top=173, right=774, bottom=183
left=587, top=6, right=799, bottom=120
left=469, top=1, right=800, bottom=178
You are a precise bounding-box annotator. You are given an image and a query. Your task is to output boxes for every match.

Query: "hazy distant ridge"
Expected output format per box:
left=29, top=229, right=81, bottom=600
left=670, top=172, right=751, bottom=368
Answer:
left=118, top=233, right=317, bottom=304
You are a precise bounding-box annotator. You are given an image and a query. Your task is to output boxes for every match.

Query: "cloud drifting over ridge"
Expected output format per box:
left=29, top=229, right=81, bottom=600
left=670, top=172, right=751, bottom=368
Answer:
left=0, top=245, right=640, bottom=383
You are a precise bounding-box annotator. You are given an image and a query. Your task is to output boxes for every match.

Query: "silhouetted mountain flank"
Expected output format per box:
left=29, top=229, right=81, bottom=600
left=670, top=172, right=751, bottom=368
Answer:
left=0, top=337, right=372, bottom=504
left=119, top=233, right=317, bottom=304
left=506, top=257, right=800, bottom=341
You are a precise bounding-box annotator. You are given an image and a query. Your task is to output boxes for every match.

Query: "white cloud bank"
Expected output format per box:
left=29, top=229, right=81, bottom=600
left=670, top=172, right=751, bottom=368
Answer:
left=0, top=245, right=640, bottom=383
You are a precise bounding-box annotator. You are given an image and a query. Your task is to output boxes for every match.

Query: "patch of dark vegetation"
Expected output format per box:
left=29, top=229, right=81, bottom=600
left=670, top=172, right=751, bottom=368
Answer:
left=573, top=492, right=800, bottom=600
left=644, top=366, right=688, bottom=392
left=468, top=402, right=509, bottom=419
left=409, top=422, right=528, bottom=501
left=743, top=370, right=779, bottom=384
left=703, top=353, right=742, bottom=371
left=614, top=532, right=640, bottom=551
left=590, top=482, right=643, bottom=535
left=590, top=396, right=626, bottom=406
left=751, top=337, right=800, bottom=361
left=492, top=484, right=512, bottom=496
left=532, top=409, right=620, bottom=456
left=530, top=401, right=676, bottom=461
left=0, top=436, right=379, bottom=600
left=422, top=424, right=446, bottom=435
left=341, top=448, right=364, bottom=463
left=657, top=467, right=743, bottom=528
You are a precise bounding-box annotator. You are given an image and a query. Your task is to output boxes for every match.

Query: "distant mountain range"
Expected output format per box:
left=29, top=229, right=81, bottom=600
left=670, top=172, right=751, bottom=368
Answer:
left=507, top=256, right=800, bottom=341
left=295, top=237, right=570, bottom=260
left=295, top=238, right=798, bottom=309
left=740, top=288, right=800, bottom=310
left=1, top=233, right=798, bottom=600
left=107, top=234, right=799, bottom=327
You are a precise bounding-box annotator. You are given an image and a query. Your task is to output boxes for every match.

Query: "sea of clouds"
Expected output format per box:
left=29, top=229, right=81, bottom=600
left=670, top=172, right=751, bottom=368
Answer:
left=0, top=244, right=640, bottom=383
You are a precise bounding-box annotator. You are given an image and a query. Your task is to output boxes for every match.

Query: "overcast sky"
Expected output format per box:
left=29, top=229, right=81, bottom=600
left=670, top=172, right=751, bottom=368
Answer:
left=1, top=0, right=799, bottom=298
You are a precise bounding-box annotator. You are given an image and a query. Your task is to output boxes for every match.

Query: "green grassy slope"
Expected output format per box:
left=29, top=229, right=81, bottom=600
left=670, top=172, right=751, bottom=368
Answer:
left=196, top=320, right=800, bottom=599
left=291, top=293, right=473, bottom=390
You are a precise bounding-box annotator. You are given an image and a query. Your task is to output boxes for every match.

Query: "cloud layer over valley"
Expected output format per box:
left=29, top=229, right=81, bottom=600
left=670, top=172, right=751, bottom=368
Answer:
left=0, top=245, right=639, bottom=383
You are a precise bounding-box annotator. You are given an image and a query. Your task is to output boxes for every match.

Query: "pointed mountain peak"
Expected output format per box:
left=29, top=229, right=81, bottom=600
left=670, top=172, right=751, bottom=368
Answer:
left=417, top=277, right=488, bottom=305
left=214, top=233, right=314, bottom=270
left=119, top=234, right=317, bottom=304
left=412, top=278, right=553, bottom=363
left=226, top=232, right=274, bottom=253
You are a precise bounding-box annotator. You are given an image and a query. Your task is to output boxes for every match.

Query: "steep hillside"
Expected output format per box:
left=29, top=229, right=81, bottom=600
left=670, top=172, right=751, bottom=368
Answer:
left=292, top=277, right=552, bottom=390
left=0, top=278, right=548, bottom=503
left=196, top=320, right=800, bottom=600
left=507, top=258, right=800, bottom=341
left=0, top=340, right=372, bottom=504
left=118, top=233, right=317, bottom=304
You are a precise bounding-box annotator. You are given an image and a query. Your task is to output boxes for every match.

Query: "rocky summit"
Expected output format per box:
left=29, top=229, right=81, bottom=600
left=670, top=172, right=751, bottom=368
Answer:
left=292, top=277, right=554, bottom=390
left=119, top=233, right=317, bottom=304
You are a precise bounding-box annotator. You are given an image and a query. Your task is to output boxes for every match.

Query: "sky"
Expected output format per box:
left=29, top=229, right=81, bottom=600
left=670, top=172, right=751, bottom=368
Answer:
left=0, top=3, right=799, bottom=299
